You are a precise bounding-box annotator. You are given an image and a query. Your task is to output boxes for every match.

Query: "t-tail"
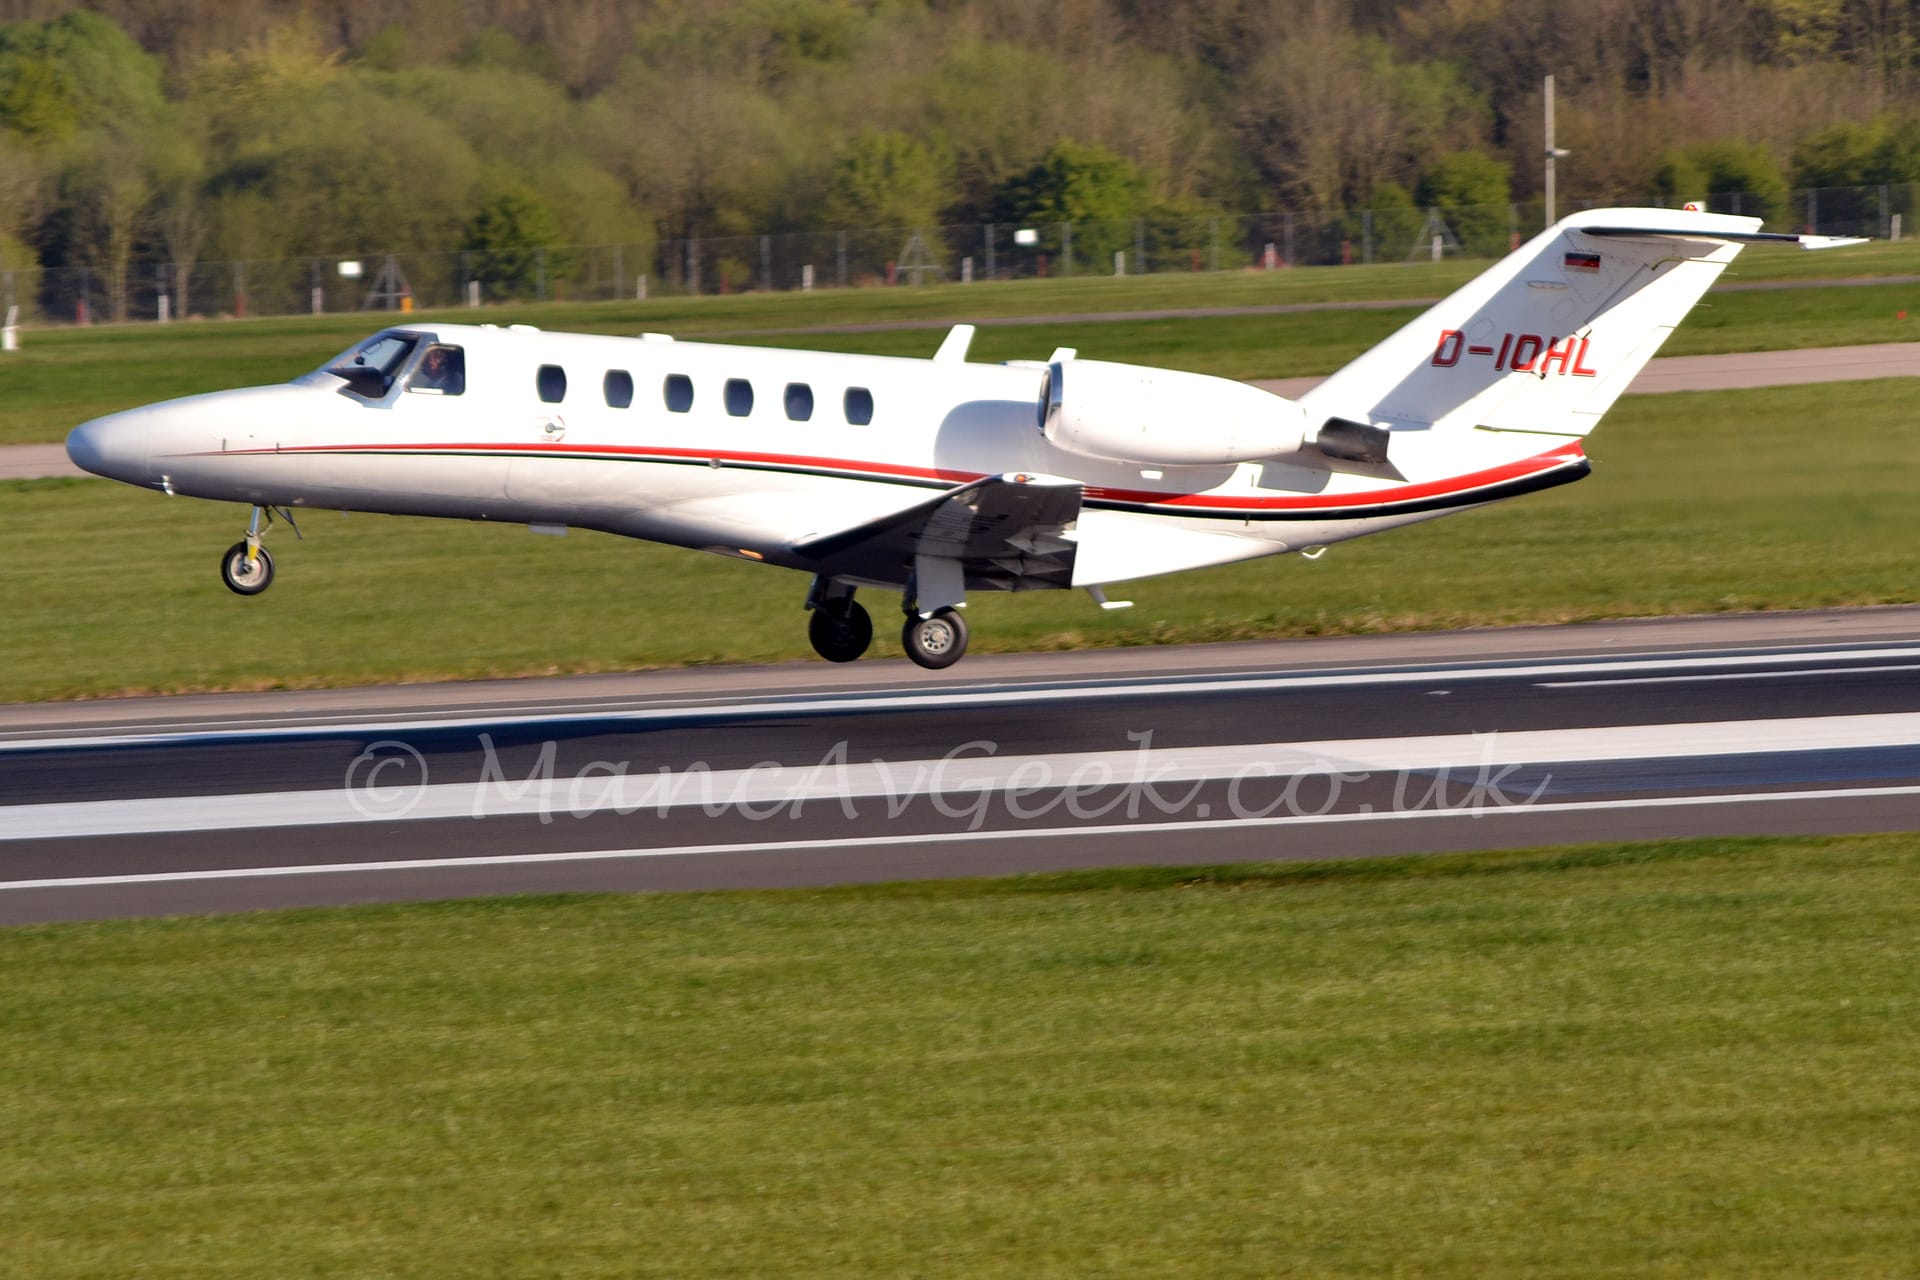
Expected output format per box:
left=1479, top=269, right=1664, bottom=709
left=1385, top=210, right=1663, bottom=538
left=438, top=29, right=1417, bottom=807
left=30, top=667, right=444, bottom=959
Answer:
left=1297, top=207, right=1863, bottom=482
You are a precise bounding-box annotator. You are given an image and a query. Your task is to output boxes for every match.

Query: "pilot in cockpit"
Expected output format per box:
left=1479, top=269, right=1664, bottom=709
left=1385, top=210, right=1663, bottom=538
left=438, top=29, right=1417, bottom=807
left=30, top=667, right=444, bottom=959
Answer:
left=412, top=344, right=466, bottom=395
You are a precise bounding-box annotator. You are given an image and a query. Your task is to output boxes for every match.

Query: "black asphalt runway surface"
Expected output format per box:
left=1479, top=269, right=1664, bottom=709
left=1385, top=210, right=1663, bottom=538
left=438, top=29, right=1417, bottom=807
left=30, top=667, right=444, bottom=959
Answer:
left=4, top=609, right=1918, bottom=924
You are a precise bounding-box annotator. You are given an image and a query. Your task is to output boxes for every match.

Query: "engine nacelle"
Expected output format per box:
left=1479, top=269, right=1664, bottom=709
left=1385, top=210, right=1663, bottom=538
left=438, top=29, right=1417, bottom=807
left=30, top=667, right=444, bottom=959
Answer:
left=1038, top=358, right=1310, bottom=466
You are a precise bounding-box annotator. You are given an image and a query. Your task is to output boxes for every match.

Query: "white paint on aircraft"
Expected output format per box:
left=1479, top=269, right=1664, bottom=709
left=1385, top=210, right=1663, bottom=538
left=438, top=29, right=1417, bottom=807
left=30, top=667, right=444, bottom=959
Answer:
left=64, top=208, right=1862, bottom=670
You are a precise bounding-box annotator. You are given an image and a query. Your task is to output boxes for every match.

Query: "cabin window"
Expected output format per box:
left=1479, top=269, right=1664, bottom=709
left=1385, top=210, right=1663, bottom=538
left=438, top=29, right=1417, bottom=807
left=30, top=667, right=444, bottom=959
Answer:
left=784, top=382, right=814, bottom=422
left=844, top=386, right=874, bottom=425
left=406, top=345, right=465, bottom=396
left=724, top=378, right=754, bottom=417
left=664, top=374, right=694, bottom=413
left=537, top=365, right=568, bottom=404
left=604, top=369, right=634, bottom=409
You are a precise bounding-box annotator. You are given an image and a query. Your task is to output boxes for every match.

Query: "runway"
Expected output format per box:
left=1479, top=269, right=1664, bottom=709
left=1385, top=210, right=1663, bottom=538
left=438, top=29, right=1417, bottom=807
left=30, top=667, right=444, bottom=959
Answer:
left=4, top=608, right=1918, bottom=924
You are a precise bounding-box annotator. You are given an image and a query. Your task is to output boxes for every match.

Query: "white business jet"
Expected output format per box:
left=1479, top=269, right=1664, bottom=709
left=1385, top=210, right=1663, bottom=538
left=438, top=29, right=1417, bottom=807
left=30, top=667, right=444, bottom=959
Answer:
left=67, top=208, right=1859, bottom=669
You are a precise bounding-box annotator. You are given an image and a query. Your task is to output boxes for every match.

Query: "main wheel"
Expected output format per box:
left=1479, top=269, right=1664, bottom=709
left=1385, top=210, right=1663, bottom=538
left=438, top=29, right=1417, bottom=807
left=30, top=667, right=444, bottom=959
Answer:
left=902, top=608, right=968, bottom=670
left=808, top=599, right=873, bottom=663
left=220, top=541, right=275, bottom=596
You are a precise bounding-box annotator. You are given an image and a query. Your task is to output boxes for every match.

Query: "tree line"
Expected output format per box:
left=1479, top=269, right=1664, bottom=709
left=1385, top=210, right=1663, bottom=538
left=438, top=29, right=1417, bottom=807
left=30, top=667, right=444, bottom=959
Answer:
left=6, top=0, right=1920, bottom=317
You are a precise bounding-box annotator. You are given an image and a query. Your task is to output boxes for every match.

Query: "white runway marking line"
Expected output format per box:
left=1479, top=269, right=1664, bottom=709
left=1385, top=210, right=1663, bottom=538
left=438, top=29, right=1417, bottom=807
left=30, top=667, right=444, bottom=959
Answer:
left=1540, top=663, right=1920, bottom=688
left=3, top=711, right=1918, bottom=843
left=4, top=644, right=1920, bottom=755
left=5, top=784, right=1920, bottom=893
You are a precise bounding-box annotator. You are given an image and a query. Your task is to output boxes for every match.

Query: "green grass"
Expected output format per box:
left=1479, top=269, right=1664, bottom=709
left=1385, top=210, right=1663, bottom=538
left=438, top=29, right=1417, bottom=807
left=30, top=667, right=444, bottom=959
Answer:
left=8, top=249, right=1920, bottom=444
left=2, top=834, right=1916, bottom=1277
left=3, top=378, right=1915, bottom=702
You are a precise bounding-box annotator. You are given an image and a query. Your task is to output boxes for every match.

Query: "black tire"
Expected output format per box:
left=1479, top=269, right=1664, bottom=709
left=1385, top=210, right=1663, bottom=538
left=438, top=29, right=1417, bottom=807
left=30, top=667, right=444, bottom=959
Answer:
left=220, top=541, right=275, bottom=596
left=808, top=599, right=873, bottom=663
left=901, top=608, right=968, bottom=670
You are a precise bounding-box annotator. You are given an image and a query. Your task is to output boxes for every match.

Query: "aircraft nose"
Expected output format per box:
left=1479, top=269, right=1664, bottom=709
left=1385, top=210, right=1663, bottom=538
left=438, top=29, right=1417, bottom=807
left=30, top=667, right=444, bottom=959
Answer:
left=66, top=411, right=152, bottom=485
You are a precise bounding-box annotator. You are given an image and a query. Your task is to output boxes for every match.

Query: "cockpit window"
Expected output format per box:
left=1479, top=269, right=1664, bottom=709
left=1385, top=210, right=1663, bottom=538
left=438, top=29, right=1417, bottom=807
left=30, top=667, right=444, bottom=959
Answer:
left=407, top=345, right=466, bottom=396
left=325, top=332, right=419, bottom=399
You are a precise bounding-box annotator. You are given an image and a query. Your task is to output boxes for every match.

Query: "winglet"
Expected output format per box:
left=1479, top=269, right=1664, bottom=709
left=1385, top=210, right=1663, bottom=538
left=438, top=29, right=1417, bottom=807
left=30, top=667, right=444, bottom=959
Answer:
left=933, top=324, right=976, bottom=363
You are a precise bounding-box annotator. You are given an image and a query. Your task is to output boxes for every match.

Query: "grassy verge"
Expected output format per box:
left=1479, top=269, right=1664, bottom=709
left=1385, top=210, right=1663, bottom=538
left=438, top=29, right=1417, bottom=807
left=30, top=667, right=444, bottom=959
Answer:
left=2, top=834, right=1916, bottom=1277
left=3, top=379, right=1915, bottom=703
left=7, top=254, right=1920, bottom=444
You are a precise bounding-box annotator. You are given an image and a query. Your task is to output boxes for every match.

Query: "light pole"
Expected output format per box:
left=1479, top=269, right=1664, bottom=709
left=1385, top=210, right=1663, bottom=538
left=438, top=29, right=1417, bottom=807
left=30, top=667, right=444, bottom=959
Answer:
left=1544, top=74, right=1571, bottom=227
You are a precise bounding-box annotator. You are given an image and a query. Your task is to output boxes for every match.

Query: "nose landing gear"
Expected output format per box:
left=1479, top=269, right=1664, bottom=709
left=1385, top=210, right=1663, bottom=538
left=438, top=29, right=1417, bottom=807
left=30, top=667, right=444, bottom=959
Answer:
left=220, top=540, right=275, bottom=595
left=219, top=504, right=299, bottom=596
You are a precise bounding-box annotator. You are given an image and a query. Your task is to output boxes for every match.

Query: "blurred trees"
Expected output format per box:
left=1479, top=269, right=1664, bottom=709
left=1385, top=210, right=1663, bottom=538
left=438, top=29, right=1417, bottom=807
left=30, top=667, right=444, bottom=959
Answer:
left=987, top=143, right=1151, bottom=266
left=0, top=10, right=164, bottom=140
left=1417, top=151, right=1513, bottom=256
left=9, top=0, right=1920, bottom=313
left=463, top=186, right=561, bottom=299
left=1655, top=141, right=1791, bottom=221
left=58, top=125, right=151, bottom=319
left=822, top=131, right=952, bottom=232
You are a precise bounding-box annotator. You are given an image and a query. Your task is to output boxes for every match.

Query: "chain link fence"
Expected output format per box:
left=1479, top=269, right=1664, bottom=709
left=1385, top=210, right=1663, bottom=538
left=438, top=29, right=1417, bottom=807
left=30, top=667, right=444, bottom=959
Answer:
left=6, top=185, right=1910, bottom=329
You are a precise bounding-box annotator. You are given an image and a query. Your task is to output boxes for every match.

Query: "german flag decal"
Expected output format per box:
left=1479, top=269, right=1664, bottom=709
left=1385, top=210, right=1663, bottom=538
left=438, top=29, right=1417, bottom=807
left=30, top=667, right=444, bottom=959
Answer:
left=1565, top=250, right=1602, bottom=272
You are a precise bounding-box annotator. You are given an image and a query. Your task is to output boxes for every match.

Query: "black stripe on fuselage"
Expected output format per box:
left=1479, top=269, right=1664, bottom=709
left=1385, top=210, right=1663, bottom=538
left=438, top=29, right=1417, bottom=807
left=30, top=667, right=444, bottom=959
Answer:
left=186, top=448, right=1589, bottom=524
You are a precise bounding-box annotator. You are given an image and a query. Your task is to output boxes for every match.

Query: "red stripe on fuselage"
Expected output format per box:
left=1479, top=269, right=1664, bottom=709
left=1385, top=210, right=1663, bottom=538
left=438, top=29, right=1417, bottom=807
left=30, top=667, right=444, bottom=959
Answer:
left=179, top=439, right=1588, bottom=515
left=244, top=440, right=983, bottom=486
left=1082, top=441, right=1585, bottom=511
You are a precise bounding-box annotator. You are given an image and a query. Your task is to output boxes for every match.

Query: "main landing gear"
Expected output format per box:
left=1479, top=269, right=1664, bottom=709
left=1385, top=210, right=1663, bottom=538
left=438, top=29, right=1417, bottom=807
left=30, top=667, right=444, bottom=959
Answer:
left=806, top=576, right=970, bottom=670
left=219, top=504, right=299, bottom=596
left=808, top=596, right=874, bottom=663
left=805, top=576, right=874, bottom=663
left=901, top=608, right=968, bottom=670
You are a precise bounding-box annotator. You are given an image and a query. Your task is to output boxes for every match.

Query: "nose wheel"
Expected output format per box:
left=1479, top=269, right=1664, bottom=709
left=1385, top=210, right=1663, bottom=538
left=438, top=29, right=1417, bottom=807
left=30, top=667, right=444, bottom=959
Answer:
left=902, top=608, right=968, bottom=670
left=219, top=504, right=297, bottom=596
left=220, top=541, right=275, bottom=595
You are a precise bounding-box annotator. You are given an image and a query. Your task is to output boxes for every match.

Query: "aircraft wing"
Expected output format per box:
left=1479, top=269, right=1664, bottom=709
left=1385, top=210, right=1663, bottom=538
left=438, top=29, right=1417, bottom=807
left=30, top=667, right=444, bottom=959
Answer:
left=793, top=473, right=1081, bottom=593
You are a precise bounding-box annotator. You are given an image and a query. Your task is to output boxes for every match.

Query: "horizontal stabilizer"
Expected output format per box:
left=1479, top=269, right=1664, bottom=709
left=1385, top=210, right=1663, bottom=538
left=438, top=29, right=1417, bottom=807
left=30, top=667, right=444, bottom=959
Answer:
left=1578, top=226, right=1867, bottom=250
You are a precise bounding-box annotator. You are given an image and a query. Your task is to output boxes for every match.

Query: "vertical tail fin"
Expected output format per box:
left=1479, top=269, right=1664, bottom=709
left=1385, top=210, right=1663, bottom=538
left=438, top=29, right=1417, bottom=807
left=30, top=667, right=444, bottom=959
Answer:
left=1299, top=208, right=1860, bottom=443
